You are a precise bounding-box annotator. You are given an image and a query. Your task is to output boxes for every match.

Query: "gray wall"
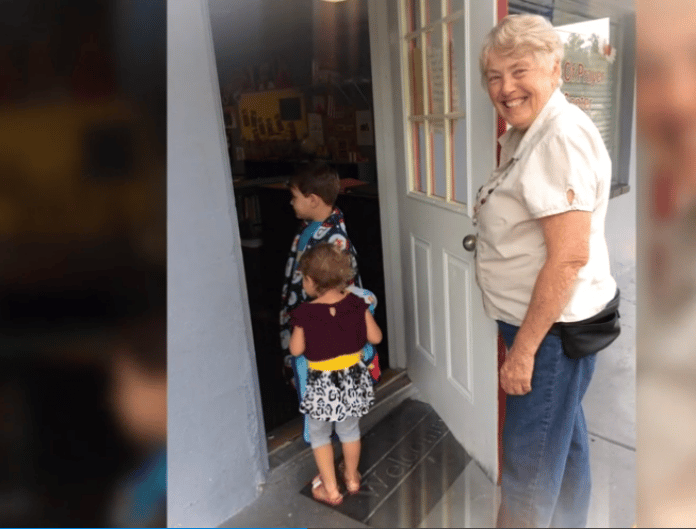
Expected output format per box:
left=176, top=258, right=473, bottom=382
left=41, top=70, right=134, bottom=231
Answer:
left=168, top=0, right=268, bottom=526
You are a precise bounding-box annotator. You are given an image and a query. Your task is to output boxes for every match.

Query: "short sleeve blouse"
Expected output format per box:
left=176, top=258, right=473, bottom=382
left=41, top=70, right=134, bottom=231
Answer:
left=290, top=293, right=369, bottom=362
left=474, top=89, right=617, bottom=324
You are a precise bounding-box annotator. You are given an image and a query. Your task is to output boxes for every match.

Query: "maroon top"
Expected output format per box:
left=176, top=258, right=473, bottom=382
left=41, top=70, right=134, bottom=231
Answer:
left=290, top=293, right=369, bottom=362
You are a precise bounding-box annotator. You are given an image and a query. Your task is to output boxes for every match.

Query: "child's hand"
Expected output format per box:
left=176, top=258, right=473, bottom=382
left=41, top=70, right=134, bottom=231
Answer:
left=365, top=310, right=382, bottom=345
left=289, top=326, right=306, bottom=356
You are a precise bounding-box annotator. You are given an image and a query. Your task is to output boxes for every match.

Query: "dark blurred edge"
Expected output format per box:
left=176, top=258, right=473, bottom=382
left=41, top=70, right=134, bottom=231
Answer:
left=0, top=0, right=166, bottom=526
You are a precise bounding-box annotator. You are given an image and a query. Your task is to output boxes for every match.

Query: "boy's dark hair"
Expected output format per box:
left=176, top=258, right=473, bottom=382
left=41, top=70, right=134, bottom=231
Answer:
left=287, top=162, right=340, bottom=207
left=298, top=243, right=355, bottom=295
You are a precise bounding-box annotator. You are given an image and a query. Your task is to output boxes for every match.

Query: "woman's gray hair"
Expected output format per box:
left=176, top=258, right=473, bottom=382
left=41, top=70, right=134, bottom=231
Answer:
left=479, top=14, right=563, bottom=88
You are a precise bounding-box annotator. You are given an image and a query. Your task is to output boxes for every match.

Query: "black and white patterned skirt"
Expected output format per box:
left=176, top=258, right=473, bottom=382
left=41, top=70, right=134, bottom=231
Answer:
left=299, top=362, right=375, bottom=422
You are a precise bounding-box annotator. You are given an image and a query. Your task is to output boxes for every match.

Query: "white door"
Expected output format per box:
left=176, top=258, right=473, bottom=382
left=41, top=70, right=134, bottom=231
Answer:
left=369, top=0, right=499, bottom=479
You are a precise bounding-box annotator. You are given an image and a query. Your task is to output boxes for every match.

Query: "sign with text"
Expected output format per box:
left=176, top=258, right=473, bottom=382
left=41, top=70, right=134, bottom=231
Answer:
left=556, top=18, right=617, bottom=150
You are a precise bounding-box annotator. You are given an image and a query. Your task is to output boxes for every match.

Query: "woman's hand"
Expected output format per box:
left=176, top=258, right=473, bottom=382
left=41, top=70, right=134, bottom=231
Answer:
left=501, top=209, right=592, bottom=395
left=500, top=348, right=535, bottom=395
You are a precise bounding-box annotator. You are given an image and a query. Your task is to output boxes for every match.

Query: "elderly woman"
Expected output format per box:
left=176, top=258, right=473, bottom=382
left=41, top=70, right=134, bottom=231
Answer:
left=475, top=14, right=618, bottom=528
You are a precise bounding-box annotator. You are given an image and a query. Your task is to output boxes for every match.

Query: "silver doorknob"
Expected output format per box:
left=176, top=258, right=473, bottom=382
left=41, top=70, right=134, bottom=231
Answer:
left=463, top=234, right=476, bottom=252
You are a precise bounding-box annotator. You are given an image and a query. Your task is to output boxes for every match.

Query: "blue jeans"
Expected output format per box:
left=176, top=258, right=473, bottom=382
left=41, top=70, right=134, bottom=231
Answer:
left=497, top=321, right=596, bottom=528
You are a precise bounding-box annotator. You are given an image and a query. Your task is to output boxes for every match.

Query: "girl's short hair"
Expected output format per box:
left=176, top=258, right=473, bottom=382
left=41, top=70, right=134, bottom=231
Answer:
left=479, top=14, right=563, bottom=88
left=298, top=243, right=355, bottom=294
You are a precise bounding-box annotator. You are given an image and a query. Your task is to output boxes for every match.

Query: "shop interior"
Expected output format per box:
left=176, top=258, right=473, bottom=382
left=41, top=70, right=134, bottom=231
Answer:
left=210, top=0, right=389, bottom=435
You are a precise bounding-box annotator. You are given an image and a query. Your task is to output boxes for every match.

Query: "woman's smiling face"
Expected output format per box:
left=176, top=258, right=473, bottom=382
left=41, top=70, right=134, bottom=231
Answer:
left=485, top=50, right=560, bottom=131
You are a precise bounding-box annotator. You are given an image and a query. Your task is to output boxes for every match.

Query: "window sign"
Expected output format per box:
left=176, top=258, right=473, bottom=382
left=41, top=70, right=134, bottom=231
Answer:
left=556, top=19, right=616, bottom=150
left=509, top=0, right=635, bottom=197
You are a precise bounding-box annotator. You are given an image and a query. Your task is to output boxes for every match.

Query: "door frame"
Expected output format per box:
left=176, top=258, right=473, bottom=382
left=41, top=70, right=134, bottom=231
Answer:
left=368, top=0, right=409, bottom=370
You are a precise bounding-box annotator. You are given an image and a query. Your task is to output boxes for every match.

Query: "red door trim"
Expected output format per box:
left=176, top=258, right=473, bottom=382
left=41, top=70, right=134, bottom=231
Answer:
left=495, top=0, right=508, bottom=487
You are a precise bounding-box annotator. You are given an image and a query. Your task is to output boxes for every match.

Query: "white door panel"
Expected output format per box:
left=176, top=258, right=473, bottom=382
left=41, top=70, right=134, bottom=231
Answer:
left=444, top=249, right=473, bottom=401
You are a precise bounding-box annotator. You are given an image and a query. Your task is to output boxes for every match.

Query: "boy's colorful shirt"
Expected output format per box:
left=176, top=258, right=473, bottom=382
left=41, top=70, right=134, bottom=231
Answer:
left=279, top=207, right=361, bottom=353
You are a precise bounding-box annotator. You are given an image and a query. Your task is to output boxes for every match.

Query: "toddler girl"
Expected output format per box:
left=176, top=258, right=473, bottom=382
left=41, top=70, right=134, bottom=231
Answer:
left=289, top=243, right=382, bottom=506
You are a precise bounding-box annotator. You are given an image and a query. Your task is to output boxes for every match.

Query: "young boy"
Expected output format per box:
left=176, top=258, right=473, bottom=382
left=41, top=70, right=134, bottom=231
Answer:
left=279, top=163, right=361, bottom=439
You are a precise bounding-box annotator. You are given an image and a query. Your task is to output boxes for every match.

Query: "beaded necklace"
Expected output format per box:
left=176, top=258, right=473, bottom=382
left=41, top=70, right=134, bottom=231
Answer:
left=473, top=157, right=517, bottom=227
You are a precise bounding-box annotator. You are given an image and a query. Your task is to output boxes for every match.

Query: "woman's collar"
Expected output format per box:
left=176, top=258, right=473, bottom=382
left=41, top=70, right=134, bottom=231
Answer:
left=509, top=88, right=566, bottom=159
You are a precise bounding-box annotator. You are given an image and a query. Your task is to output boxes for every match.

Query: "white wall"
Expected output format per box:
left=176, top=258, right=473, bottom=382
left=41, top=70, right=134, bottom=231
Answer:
left=168, top=0, right=268, bottom=526
left=605, top=105, right=637, bottom=277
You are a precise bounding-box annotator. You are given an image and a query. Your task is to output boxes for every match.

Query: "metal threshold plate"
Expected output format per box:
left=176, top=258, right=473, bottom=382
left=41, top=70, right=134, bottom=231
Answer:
left=300, top=398, right=471, bottom=527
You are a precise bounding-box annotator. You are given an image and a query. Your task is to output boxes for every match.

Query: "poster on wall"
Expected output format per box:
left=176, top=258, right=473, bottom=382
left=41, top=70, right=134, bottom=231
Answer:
left=355, top=110, right=374, bottom=146
left=224, top=106, right=237, bottom=129
left=307, top=113, right=324, bottom=145
left=239, top=88, right=307, bottom=142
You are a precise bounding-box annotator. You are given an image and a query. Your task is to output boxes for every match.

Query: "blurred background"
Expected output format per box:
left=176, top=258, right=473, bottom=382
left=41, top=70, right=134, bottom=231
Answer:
left=636, top=0, right=696, bottom=526
left=0, top=0, right=165, bottom=526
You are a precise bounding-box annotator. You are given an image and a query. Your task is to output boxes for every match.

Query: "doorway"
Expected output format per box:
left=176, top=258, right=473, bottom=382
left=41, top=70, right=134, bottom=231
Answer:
left=209, top=0, right=390, bottom=436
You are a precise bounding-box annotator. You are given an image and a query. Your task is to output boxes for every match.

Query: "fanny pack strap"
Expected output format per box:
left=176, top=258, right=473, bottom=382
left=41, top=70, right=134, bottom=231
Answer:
left=549, top=288, right=620, bottom=335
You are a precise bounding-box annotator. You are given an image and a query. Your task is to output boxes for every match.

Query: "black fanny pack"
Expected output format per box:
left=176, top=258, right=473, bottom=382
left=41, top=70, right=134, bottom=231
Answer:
left=549, top=289, right=621, bottom=359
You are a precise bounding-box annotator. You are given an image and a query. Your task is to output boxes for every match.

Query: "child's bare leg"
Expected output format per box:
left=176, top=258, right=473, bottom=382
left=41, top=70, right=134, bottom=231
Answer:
left=336, top=417, right=361, bottom=491
left=313, top=444, right=341, bottom=497
left=342, top=439, right=361, bottom=482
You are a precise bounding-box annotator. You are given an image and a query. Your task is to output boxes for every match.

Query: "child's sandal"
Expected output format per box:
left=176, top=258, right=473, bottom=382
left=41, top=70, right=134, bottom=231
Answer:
left=338, top=461, right=361, bottom=494
left=311, top=476, right=343, bottom=506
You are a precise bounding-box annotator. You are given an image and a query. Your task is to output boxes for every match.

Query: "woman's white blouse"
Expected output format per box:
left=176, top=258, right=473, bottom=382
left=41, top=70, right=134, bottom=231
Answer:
left=474, top=89, right=617, bottom=325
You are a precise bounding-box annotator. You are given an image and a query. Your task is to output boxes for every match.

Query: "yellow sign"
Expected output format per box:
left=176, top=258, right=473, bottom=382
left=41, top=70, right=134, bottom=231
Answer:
left=239, top=88, right=307, bottom=142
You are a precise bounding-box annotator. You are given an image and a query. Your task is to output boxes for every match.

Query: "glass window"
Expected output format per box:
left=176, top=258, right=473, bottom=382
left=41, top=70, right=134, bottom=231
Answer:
left=426, top=28, right=445, bottom=116
left=413, top=121, right=426, bottom=193
left=451, top=119, right=467, bottom=203
left=509, top=0, right=635, bottom=197
left=406, top=0, right=421, bottom=33
left=426, top=0, right=441, bottom=25
left=431, top=121, right=446, bottom=197
left=401, top=0, right=469, bottom=205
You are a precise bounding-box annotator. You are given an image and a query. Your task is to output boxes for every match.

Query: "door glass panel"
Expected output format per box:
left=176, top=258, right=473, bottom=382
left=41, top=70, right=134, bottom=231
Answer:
left=401, top=0, right=468, bottom=206
left=448, top=19, right=466, bottom=113
left=407, top=0, right=422, bottom=32
left=451, top=119, right=468, bottom=203
left=409, top=38, right=424, bottom=116
left=413, top=121, right=426, bottom=193
left=426, top=28, right=444, bottom=115
left=447, top=0, right=465, bottom=15
left=426, top=0, right=441, bottom=25
left=431, top=120, right=446, bottom=198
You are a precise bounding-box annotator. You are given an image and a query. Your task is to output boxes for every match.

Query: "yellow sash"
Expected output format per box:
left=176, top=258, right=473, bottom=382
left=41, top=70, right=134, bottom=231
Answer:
left=307, top=351, right=362, bottom=371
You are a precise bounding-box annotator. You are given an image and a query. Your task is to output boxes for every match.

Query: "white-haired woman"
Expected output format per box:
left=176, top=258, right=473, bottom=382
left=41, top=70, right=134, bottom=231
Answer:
left=475, top=14, right=618, bottom=528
